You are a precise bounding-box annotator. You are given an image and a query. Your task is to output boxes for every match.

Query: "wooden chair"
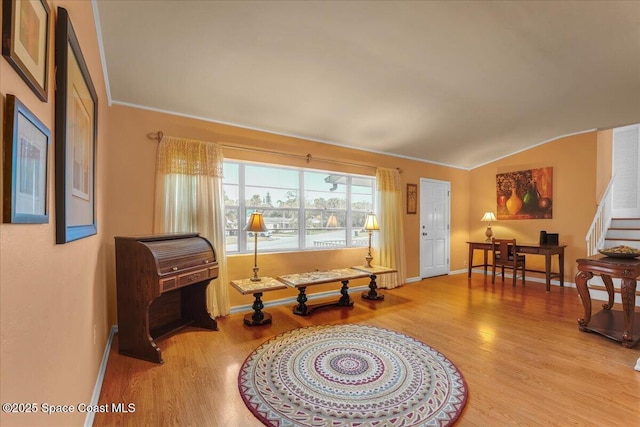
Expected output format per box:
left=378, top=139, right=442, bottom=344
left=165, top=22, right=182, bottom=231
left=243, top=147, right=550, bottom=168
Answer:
left=492, top=238, right=526, bottom=286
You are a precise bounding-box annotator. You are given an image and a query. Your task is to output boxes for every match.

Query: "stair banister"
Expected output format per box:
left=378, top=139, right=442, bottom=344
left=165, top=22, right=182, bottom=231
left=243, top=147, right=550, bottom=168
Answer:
left=585, top=177, right=615, bottom=256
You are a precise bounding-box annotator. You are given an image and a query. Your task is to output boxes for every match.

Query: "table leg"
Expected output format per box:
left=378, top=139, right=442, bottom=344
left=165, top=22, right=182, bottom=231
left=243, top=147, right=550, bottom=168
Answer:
left=545, top=253, right=552, bottom=293
left=467, top=246, right=473, bottom=278
left=483, top=248, right=488, bottom=276
left=575, top=270, right=594, bottom=329
left=558, top=251, right=565, bottom=287
left=338, top=280, right=354, bottom=306
left=362, top=273, right=384, bottom=300
left=244, top=292, right=272, bottom=326
left=601, top=274, right=615, bottom=310
left=621, top=278, right=638, bottom=346
left=293, top=287, right=309, bottom=315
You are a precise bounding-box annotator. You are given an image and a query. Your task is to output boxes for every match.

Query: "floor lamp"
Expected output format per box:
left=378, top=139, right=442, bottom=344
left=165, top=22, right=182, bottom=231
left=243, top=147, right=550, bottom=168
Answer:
left=363, top=213, right=379, bottom=268
left=245, top=212, right=268, bottom=281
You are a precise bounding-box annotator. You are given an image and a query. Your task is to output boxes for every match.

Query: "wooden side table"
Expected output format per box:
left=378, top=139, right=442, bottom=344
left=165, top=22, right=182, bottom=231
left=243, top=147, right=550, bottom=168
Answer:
left=575, top=255, right=640, bottom=348
left=351, top=265, right=397, bottom=300
left=230, top=277, right=288, bottom=326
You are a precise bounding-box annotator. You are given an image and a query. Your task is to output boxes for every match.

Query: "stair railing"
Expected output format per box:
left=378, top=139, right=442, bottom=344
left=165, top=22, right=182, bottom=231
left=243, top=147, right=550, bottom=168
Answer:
left=585, top=177, right=615, bottom=256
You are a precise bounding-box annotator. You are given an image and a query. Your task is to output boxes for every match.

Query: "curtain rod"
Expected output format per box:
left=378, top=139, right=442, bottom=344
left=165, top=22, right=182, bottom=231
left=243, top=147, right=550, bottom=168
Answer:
left=146, top=131, right=402, bottom=173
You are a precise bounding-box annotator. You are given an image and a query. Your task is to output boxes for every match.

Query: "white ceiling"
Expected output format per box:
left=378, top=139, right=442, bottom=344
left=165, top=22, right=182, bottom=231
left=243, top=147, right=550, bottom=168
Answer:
left=95, top=0, right=640, bottom=169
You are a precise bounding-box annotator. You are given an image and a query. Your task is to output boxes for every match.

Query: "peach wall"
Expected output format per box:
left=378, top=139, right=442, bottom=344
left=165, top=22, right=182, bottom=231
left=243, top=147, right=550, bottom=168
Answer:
left=104, top=105, right=471, bottom=319
left=0, top=2, right=109, bottom=426
left=468, top=132, right=598, bottom=281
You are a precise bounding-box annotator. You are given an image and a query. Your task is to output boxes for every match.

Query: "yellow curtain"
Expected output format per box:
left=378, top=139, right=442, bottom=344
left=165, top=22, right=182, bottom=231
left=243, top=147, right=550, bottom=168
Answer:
left=375, top=167, right=407, bottom=289
left=154, top=136, right=229, bottom=317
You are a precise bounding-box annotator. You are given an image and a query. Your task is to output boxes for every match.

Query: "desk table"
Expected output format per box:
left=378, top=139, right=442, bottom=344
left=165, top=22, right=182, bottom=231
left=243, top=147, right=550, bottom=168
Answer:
left=575, top=255, right=640, bottom=348
left=467, top=241, right=566, bottom=292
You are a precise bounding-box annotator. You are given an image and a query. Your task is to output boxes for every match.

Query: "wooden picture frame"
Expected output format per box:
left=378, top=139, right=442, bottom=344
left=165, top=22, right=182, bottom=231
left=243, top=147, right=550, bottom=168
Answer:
left=2, top=0, right=50, bottom=101
left=407, top=183, right=417, bottom=214
left=55, top=7, right=98, bottom=243
left=3, top=94, right=50, bottom=223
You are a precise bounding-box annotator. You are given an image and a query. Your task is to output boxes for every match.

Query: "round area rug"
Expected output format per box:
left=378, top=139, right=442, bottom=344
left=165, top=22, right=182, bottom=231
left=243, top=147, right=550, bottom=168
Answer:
left=238, top=324, right=467, bottom=426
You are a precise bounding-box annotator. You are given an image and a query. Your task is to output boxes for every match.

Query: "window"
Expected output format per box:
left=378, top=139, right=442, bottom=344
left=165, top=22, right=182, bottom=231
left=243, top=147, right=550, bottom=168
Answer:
left=223, top=161, right=375, bottom=253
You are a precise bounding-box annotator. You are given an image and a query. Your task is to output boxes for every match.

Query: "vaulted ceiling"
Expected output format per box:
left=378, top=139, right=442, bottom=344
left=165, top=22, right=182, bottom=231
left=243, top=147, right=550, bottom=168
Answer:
left=95, top=1, right=640, bottom=169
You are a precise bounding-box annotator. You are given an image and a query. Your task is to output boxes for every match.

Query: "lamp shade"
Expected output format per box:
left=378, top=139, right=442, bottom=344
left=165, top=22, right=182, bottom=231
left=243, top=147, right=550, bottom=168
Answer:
left=245, top=212, right=267, bottom=232
left=363, top=213, right=379, bottom=231
left=480, top=212, right=497, bottom=222
left=326, top=213, right=338, bottom=228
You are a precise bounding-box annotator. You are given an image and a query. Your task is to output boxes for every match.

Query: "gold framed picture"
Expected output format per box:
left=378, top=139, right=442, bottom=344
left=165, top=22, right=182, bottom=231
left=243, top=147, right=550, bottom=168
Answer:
left=2, top=0, right=50, bottom=101
left=407, top=183, right=417, bottom=214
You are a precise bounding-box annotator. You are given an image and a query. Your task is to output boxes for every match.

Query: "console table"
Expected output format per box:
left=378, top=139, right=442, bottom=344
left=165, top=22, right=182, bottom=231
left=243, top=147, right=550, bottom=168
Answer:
left=575, top=255, right=640, bottom=348
left=467, top=241, right=566, bottom=292
left=278, top=268, right=369, bottom=316
left=230, top=277, right=288, bottom=326
left=352, top=265, right=397, bottom=300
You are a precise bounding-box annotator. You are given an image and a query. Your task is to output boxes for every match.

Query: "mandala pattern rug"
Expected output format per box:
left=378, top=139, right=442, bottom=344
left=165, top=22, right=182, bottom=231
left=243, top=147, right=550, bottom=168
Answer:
left=238, top=324, right=467, bottom=426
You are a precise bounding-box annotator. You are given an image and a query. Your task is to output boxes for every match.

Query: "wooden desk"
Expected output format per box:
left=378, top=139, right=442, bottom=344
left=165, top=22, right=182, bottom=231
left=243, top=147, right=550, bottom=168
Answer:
left=467, top=241, right=566, bottom=292
left=575, top=255, right=640, bottom=348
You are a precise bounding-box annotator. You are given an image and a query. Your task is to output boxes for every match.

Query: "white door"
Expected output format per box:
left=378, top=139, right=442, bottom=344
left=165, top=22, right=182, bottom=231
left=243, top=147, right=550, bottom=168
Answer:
left=420, top=178, right=450, bottom=278
left=612, top=124, right=640, bottom=217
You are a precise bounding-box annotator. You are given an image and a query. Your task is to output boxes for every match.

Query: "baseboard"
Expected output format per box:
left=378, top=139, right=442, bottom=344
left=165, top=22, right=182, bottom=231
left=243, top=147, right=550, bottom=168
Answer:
left=469, top=268, right=575, bottom=288
left=85, top=325, right=118, bottom=427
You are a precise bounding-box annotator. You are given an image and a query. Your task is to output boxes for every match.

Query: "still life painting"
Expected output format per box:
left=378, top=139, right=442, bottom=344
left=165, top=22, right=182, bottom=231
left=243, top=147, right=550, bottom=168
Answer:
left=496, top=167, right=553, bottom=220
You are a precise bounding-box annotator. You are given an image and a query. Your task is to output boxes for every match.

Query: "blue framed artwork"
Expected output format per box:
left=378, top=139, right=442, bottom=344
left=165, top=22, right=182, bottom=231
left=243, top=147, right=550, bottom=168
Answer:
left=2, top=94, right=51, bottom=223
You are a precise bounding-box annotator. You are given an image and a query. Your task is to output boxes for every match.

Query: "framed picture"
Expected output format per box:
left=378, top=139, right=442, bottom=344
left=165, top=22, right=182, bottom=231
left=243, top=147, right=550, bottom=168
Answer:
left=2, top=0, right=50, bottom=101
left=407, top=183, right=417, bottom=214
left=55, top=7, right=98, bottom=243
left=2, top=94, right=50, bottom=223
left=496, top=167, right=553, bottom=220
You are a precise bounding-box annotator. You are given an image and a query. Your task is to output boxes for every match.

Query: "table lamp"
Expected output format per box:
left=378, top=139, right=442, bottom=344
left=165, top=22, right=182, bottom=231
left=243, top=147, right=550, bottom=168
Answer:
left=363, top=212, right=380, bottom=268
left=481, top=211, right=497, bottom=242
left=245, top=211, right=268, bottom=281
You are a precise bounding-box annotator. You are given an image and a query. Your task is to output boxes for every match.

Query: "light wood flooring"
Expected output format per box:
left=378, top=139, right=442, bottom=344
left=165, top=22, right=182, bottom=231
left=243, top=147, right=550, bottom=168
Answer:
left=94, top=273, right=640, bottom=426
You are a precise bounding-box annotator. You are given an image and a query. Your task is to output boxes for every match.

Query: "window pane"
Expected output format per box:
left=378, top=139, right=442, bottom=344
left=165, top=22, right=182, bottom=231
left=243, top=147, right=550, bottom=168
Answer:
left=245, top=209, right=299, bottom=251
left=223, top=162, right=239, bottom=184
left=304, top=210, right=347, bottom=248
left=305, top=190, right=346, bottom=209
left=246, top=165, right=298, bottom=188
left=352, top=211, right=369, bottom=227
left=224, top=184, right=239, bottom=206
left=224, top=207, right=239, bottom=252
left=351, top=192, right=373, bottom=211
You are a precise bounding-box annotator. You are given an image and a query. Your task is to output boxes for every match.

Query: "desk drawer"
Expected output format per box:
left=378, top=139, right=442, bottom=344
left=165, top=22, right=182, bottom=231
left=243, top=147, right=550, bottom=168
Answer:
left=178, top=268, right=210, bottom=288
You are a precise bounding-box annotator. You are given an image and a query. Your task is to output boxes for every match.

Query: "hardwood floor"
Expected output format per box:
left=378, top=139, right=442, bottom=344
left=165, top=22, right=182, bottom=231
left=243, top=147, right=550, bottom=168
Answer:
left=94, top=273, right=640, bottom=426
